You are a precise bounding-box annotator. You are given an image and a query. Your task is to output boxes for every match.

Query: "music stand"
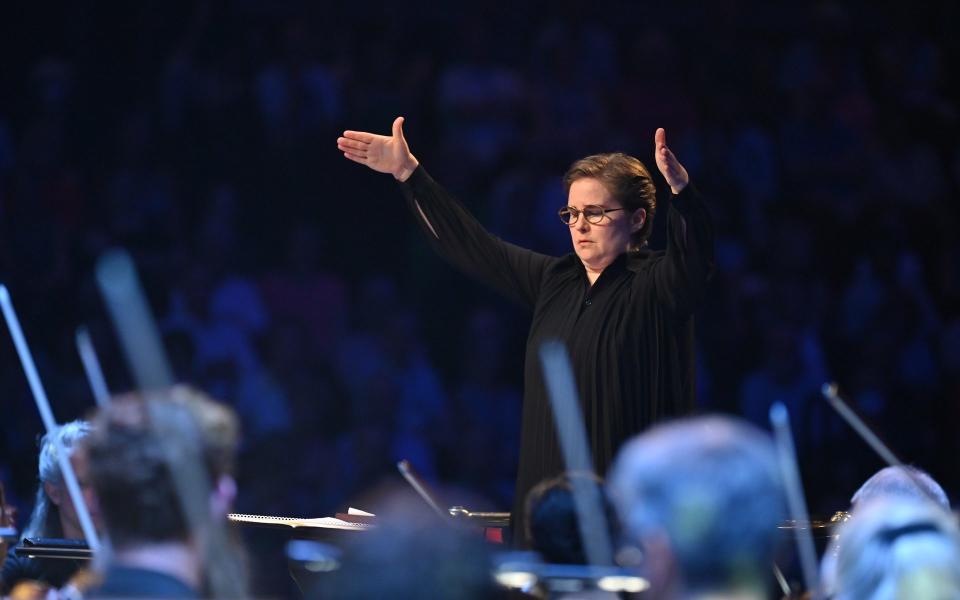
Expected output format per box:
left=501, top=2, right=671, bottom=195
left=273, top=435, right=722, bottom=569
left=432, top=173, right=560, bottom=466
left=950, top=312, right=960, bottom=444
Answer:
left=396, top=460, right=511, bottom=530
left=15, top=538, right=93, bottom=561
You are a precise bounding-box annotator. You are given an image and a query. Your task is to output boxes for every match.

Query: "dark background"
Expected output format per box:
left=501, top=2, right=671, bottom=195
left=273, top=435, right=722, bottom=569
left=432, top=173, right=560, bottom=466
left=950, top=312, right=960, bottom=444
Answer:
left=1, top=0, right=958, bottom=594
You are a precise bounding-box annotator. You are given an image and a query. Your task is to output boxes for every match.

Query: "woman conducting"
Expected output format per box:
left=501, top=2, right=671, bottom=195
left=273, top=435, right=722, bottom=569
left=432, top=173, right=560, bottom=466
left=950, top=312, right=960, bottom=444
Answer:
left=337, top=118, right=714, bottom=543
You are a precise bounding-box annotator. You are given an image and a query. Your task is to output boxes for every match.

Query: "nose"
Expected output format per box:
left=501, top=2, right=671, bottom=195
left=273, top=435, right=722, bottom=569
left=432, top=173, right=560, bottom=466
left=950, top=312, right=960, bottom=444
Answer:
left=575, top=215, right=590, bottom=232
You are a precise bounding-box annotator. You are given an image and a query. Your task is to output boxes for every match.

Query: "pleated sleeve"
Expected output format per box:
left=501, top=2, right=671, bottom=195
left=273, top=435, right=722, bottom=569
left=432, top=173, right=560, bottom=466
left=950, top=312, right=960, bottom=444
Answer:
left=650, top=183, right=715, bottom=317
left=399, top=165, right=554, bottom=309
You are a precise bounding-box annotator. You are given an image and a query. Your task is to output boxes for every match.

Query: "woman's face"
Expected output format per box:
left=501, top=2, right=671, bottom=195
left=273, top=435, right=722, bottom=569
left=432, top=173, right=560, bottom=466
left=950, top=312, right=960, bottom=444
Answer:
left=46, top=448, right=102, bottom=538
left=566, top=178, right=644, bottom=273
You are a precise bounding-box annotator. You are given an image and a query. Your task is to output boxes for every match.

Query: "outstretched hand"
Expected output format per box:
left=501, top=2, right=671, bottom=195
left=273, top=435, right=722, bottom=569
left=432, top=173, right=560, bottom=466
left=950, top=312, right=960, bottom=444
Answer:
left=337, top=117, right=420, bottom=182
left=654, top=128, right=689, bottom=194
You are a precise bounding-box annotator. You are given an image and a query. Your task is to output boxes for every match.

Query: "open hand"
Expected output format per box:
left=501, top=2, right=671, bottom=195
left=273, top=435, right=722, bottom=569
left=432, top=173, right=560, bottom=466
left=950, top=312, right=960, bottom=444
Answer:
left=654, top=128, right=689, bottom=194
left=337, top=117, right=420, bottom=181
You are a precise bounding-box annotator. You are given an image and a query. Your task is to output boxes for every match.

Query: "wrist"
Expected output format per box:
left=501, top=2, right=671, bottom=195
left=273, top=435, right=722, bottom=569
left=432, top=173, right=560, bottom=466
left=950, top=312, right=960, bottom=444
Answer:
left=394, top=155, right=419, bottom=182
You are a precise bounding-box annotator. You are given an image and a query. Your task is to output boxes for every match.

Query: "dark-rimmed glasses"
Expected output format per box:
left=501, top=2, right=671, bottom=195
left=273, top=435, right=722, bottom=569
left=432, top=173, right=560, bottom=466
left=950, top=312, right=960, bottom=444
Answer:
left=558, top=205, right=626, bottom=225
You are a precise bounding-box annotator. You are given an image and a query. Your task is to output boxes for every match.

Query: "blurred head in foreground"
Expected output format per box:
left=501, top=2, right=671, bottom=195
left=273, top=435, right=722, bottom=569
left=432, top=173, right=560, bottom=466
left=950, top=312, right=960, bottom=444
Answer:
left=313, top=486, right=499, bottom=599
left=85, top=385, right=241, bottom=596
left=823, top=464, right=952, bottom=596
left=608, top=415, right=785, bottom=600
left=851, top=465, right=950, bottom=511
left=830, top=498, right=960, bottom=600
left=525, top=471, right=620, bottom=565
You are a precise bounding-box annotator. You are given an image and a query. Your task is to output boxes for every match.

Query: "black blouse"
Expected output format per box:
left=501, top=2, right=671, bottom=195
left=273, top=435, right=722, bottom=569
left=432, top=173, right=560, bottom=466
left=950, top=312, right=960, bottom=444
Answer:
left=399, top=166, right=714, bottom=543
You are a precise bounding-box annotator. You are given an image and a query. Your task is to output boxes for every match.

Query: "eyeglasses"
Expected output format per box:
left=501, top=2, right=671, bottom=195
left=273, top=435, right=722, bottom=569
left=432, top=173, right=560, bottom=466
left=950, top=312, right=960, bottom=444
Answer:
left=558, top=205, right=626, bottom=225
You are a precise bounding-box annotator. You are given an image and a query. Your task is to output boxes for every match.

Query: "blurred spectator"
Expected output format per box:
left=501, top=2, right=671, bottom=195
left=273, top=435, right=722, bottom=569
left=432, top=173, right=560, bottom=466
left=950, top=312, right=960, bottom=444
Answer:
left=334, top=276, right=448, bottom=484
left=445, top=307, right=521, bottom=508
left=436, top=17, right=526, bottom=172
left=738, top=320, right=829, bottom=448
left=258, top=222, right=347, bottom=359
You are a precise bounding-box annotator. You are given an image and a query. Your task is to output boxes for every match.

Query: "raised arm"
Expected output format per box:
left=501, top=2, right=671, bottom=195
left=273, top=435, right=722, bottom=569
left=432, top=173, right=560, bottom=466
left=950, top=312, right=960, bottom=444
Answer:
left=337, top=118, right=551, bottom=307
left=651, top=128, right=715, bottom=316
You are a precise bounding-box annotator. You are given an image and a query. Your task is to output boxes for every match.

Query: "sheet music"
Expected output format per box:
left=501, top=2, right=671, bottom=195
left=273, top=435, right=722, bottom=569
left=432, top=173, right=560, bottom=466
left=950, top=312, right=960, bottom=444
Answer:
left=228, top=513, right=372, bottom=531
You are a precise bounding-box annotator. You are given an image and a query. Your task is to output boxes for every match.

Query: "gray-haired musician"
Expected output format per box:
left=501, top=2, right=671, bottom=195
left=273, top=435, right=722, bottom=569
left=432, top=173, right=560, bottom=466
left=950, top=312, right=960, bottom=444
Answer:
left=0, top=420, right=98, bottom=594
left=851, top=465, right=950, bottom=511
left=829, top=498, right=960, bottom=600
left=608, top=415, right=786, bottom=600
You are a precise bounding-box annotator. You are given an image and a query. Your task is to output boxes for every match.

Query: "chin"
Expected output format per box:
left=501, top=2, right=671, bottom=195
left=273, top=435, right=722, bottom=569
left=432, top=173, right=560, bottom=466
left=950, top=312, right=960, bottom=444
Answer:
left=579, top=255, right=608, bottom=270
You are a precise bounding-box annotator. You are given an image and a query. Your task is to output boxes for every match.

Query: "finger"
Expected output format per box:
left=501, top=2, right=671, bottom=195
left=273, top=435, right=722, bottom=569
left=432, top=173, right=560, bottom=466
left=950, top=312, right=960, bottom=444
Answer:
left=337, top=147, right=367, bottom=160
left=337, top=137, right=369, bottom=151
left=655, top=127, right=666, bottom=150
left=392, top=116, right=406, bottom=140
left=343, top=152, right=368, bottom=164
left=342, top=130, right=376, bottom=143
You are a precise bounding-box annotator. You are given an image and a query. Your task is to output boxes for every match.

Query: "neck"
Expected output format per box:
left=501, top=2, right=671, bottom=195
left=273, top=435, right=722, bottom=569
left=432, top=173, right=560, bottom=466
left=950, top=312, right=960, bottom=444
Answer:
left=60, top=517, right=84, bottom=540
left=584, top=266, right=602, bottom=285
left=580, top=252, right=626, bottom=286
left=582, top=258, right=615, bottom=285
left=112, top=540, right=200, bottom=590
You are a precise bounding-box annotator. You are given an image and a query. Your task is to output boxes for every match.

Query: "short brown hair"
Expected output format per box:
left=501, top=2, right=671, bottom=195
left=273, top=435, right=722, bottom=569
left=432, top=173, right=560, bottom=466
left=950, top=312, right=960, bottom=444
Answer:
left=563, top=152, right=657, bottom=249
left=86, top=387, right=239, bottom=549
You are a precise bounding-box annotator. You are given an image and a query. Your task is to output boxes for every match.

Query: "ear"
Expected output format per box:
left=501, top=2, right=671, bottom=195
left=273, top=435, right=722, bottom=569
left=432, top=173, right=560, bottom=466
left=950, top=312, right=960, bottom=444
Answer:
left=630, top=208, right=647, bottom=233
left=209, top=475, right=237, bottom=519
left=644, top=529, right=681, bottom=596
left=45, top=481, right=63, bottom=507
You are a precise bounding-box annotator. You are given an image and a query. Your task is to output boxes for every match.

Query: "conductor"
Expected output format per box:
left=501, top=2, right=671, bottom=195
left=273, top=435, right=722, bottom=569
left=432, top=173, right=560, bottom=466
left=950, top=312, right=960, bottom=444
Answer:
left=337, top=118, right=714, bottom=543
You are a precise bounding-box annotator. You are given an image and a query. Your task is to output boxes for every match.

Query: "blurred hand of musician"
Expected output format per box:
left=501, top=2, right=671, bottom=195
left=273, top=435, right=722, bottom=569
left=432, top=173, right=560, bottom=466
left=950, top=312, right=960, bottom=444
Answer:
left=8, top=580, right=54, bottom=599
left=337, top=116, right=420, bottom=182
left=654, top=127, right=689, bottom=194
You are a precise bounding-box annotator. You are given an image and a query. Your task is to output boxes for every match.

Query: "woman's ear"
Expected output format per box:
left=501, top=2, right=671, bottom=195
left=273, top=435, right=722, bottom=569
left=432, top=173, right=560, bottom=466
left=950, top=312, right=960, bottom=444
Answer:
left=630, top=208, right=647, bottom=233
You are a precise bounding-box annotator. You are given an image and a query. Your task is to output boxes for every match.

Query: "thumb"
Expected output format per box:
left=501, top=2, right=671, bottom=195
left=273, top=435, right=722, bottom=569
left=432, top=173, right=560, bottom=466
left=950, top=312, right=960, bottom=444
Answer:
left=392, top=116, right=406, bottom=140
left=655, top=127, right=666, bottom=150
